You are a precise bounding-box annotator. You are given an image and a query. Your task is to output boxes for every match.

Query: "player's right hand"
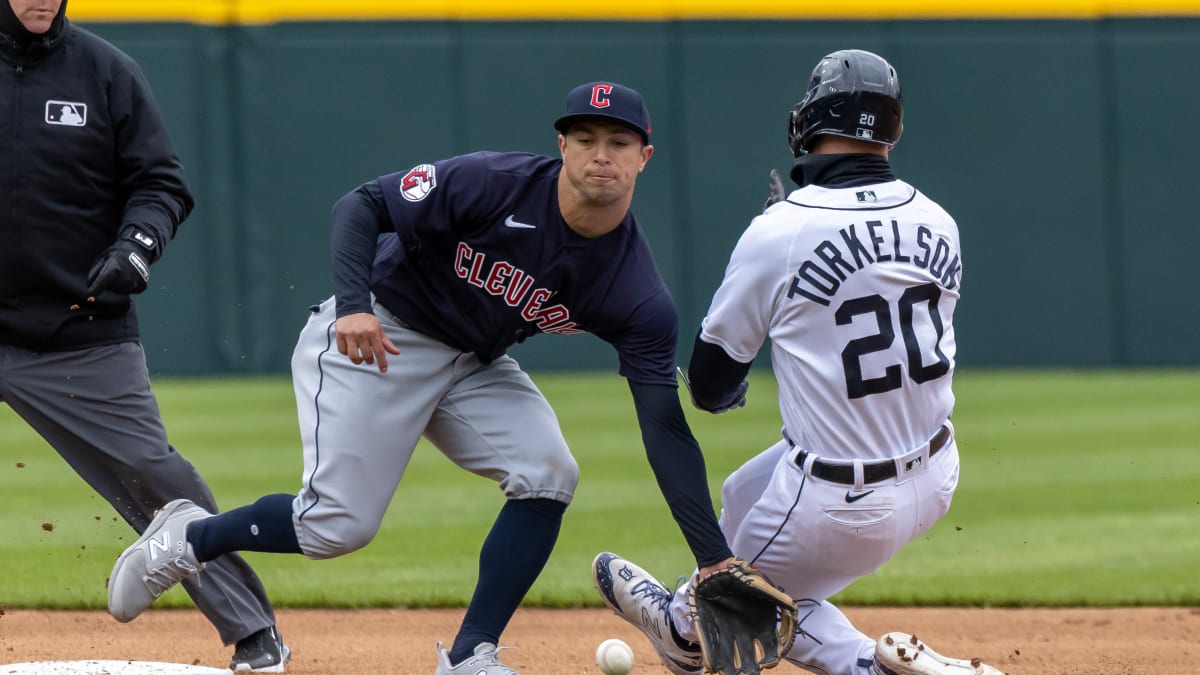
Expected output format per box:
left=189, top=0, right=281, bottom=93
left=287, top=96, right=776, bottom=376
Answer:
left=335, top=312, right=401, bottom=373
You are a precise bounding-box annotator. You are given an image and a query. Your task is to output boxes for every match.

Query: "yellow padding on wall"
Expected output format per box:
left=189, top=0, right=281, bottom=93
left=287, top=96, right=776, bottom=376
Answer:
left=70, top=1, right=232, bottom=23
left=68, top=0, right=1200, bottom=24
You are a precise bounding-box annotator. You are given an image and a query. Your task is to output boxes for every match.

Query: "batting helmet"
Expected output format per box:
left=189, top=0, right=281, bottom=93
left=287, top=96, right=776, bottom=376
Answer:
left=787, top=49, right=903, bottom=157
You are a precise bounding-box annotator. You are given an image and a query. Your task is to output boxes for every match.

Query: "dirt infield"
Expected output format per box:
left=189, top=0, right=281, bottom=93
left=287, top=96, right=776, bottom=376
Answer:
left=1, top=607, right=1196, bottom=674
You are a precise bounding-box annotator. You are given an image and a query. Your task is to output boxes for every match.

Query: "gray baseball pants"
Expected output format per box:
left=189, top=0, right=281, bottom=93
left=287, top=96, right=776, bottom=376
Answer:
left=289, top=297, right=579, bottom=559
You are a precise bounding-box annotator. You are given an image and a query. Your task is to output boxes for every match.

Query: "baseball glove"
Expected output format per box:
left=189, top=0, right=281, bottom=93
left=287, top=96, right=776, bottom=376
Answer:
left=687, top=560, right=797, bottom=675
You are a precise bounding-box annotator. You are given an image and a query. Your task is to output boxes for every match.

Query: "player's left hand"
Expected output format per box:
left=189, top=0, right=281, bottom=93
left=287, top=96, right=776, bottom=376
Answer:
left=710, top=380, right=749, bottom=414
left=698, top=556, right=737, bottom=581
left=336, top=312, right=401, bottom=373
left=86, top=241, right=150, bottom=295
left=677, top=367, right=749, bottom=414
left=689, top=559, right=798, bottom=675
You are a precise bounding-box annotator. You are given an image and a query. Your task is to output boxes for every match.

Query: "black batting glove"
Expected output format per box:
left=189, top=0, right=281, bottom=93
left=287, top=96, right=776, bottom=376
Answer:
left=678, top=367, right=750, bottom=414
left=86, top=228, right=157, bottom=296
left=764, top=168, right=787, bottom=210
left=705, top=380, right=749, bottom=414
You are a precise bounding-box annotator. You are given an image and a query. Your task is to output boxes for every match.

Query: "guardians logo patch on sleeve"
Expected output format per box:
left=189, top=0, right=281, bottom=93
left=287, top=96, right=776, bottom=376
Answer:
left=399, top=163, right=436, bottom=202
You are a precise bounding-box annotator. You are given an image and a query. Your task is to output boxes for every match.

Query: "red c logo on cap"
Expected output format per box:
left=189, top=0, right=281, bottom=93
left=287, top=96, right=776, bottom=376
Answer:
left=590, top=84, right=613, bottom=109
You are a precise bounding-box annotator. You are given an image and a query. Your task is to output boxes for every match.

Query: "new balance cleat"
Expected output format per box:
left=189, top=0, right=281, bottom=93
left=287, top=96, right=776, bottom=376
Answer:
left=108, top=498, right=210, bottom=622
left=434, top=641, right=518, bottom=675
left=592, top=552, right=702, bottom=675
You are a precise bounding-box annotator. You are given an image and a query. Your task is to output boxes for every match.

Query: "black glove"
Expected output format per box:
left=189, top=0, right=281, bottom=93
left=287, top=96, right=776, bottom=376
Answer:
left=688, top=559, right=798, bottom=675
left=764, top=168, right=787, bottom=210
left=86, top=228, right=157, bottom=296
left=678, top=367, right=749, bottom=414
left=708, top=380, right=749, bottom=414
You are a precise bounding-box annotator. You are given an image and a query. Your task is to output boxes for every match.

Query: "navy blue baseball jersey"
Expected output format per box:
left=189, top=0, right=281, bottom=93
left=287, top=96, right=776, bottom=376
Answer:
left=326, top=148, right=732, bottom=565
left=365, top=151, right=678, bottom=385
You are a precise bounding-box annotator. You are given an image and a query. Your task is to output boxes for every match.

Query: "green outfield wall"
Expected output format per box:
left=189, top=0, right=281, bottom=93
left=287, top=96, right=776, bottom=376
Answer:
left=70, top=11, right=1200, bottom=373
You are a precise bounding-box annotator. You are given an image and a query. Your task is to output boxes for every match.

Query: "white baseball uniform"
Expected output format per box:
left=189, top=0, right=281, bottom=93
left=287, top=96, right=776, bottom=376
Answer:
left=671, top=176, right=964, bottom=675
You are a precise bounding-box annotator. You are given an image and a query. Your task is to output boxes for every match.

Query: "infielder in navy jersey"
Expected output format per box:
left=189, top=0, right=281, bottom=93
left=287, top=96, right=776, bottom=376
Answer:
left=107, top=81, right=736, bottom=675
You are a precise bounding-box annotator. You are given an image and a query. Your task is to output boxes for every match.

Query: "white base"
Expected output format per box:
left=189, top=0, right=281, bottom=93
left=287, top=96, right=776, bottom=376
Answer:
left=1, top=661, right=229, bottom=674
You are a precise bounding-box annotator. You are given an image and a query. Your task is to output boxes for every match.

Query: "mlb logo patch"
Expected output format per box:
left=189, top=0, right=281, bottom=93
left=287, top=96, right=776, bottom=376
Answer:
left=854, top=128, right=874, bottom=140
left=45, top=101, right=87, bottom=126
left=856, top=191, right=877, bottom=203
left=132, top=231, right=156, bottom=250
left=400, top=163, right=436, bottom=202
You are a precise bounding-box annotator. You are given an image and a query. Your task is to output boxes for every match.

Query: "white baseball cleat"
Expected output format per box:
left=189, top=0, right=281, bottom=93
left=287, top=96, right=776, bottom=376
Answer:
left=108, top=498, right=210, bottom=622
left=592, top=552, right=702, bottom=675
left=874, top=632, right=1006, bottom=675
left=434, top=641, right=518, bottom=675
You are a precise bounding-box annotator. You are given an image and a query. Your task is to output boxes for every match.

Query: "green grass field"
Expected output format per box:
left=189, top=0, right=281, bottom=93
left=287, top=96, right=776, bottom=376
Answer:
left=1, top=369, right=1197, bottom=610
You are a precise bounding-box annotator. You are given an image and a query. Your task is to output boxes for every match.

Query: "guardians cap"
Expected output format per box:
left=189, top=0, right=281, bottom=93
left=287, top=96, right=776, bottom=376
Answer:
left=554, top=81, right=652, bottom=144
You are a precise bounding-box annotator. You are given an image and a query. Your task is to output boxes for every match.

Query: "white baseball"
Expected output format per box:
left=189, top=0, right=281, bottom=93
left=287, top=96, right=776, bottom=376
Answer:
left=595, top=638, right=634, bottom=675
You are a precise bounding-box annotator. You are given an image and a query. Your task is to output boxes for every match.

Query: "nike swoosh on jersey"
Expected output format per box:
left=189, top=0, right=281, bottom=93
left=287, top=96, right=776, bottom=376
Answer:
left=844, top=490, right=875, bottom=503
left=504, top=215, right=536, bottom=229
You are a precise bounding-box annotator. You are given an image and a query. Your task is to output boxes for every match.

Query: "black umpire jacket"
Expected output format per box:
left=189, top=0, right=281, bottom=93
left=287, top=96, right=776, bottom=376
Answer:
left=0, top=14, right=193, bottom=351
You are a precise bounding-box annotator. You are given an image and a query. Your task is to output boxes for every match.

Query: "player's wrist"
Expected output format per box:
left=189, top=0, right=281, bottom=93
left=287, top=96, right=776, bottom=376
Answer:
left=117, top=225, right=160, bottom=263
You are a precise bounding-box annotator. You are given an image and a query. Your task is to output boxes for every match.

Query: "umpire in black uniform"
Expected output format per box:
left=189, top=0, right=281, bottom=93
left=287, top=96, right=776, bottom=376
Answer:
left=0, top=0, right=288, bottom=670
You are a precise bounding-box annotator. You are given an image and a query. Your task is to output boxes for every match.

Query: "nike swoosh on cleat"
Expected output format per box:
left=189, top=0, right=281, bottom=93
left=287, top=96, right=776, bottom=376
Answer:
left=504, top=215, right=536, bottom=229
left=844, top=490, right=874, bottom=503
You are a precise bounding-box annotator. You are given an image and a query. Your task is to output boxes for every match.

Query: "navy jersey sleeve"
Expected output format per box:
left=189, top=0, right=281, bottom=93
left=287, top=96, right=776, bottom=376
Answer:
left=331, top=180, right=390, bottom=317
left=628, top=380, right=733, bottom=567
left=376, top=152, right=495, bottom=240
left=607, top=286, right=680, bottom=386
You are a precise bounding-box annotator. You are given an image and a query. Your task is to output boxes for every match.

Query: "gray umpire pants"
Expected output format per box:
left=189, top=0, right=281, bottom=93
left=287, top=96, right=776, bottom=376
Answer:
left=0, top=341, right=275, bottom=645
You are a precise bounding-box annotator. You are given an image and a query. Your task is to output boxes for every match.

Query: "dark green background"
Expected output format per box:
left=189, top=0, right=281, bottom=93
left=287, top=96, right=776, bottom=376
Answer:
left=81, top=19, right=1200, bottom=374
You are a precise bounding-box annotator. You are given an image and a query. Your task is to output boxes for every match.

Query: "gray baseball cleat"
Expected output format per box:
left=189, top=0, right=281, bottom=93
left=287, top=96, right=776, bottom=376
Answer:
left=592, top=552, right=702, bottom=675
left=873, top=632, right=1006, bottom=675
left=434, top=641, right=518, bottom=675
left=108, top=498, right=210, bottom=622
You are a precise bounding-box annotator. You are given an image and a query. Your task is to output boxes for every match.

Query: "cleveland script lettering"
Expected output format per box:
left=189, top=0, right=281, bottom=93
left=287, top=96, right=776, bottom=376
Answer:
left=453, top=241, right=584, bottom=334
